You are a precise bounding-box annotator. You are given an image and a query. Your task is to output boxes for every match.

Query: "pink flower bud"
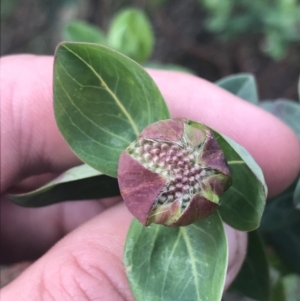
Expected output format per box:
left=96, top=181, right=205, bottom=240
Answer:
left=118, top=118, right=231, bottom=227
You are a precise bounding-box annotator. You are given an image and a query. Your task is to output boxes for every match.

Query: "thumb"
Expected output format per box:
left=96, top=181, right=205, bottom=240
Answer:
left=0, top=203, right=246, bottom=301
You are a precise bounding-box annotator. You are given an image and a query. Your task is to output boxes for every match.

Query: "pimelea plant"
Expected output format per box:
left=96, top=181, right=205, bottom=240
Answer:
left=9, top=43, right=271, bottom=301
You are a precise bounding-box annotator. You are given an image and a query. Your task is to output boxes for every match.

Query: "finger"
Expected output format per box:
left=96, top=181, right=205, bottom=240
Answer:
left=1, top=55, right=81, bottom=193
left=0, top=195, right=122, bottom=263
left=0, top=203, right=247, bottom=301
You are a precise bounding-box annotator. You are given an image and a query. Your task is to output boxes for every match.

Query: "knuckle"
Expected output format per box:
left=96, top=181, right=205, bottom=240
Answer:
left=38, top=248, right=128, bottom=301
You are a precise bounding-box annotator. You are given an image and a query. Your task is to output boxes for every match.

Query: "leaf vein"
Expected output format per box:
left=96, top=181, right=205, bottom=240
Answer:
left=57, top=73, right=131, bottom=145
left=180, top=227, right=203, bottom=301
left=63, top=45, right=140, bottom=137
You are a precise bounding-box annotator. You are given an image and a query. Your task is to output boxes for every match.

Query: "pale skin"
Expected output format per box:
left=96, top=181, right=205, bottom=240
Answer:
left=1, top=55, right=300, bottom=301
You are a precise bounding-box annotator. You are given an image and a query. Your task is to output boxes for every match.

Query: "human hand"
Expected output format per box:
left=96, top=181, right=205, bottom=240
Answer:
left=1, top=55, right=299, bottom=300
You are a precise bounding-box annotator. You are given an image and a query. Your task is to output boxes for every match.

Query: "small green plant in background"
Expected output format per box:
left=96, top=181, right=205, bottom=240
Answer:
left=63, top=0, right=300, bottom=63
left=199, top=0, right=300, bottom=60
left=63, top=8, right=154, bottom=64
left=106, top=8, right=154, bottom=63
left=62, top=7, right=194, bottom=73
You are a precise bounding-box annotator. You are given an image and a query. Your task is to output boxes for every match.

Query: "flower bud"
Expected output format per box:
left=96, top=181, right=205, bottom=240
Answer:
left=118, top=118, right=231, bottom=227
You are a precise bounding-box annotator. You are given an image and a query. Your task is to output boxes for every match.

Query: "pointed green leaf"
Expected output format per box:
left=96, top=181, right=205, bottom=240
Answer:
left=230, top=231, right=270, bottom=301
left=211, top=131, right=267, bottom=231
left=124, top=212, right=228, bottom=301
left=63, top=21, right=107, bottom=44
left=216, top=73, right=259, bottom=104
left=54, top=43, right=170, bottom=177
left=8, top=164, right=120, bottom=207
left=259, top=99, right=300, bottom=139
left=107, top=8, right=154, bottom=63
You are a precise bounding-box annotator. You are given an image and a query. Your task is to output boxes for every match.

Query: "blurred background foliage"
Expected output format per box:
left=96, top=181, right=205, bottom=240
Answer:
left=1, top=0, right=300, bottom=99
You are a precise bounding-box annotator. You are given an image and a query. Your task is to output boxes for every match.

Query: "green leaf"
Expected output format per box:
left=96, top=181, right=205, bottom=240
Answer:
left=54, top=43, right=170, bottom=177
left=107, top=8, right=154, bottom=63
left=211, top=131, right=267, bottom=231
left=281, top=274, right=300, bottom=301
left=270, top=278, right=286, bottom=301
left=259, top=99, right=300, bottom=139
left=124, top=212, right=227, bottom=301
left=260, top=178, right=300, bottom=232
left=264, top=221, right=300, bottom=274
left=8, top=164, right=120, bottom=207
left=230, top=231, right=270, bottom=301
left=294, top=177, right=300, bottom=209
left=63, top=21, right=107, bottom=44
left=215, top=73, right=259, bottom=104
